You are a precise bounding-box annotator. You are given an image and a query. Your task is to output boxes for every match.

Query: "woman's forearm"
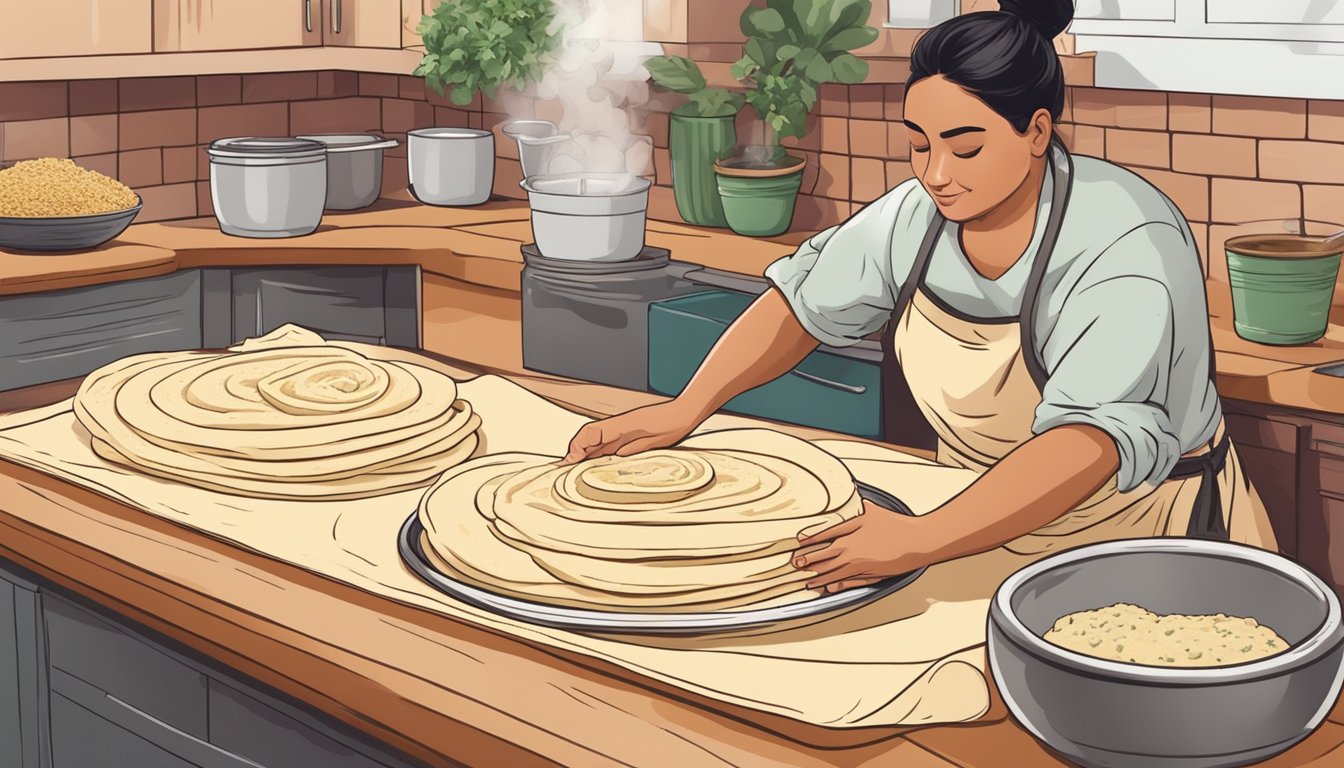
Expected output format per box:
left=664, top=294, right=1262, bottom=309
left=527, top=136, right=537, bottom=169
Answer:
left=918, top=424, right=1121, bottom=562
left=677, top=287, right=820, bottom=420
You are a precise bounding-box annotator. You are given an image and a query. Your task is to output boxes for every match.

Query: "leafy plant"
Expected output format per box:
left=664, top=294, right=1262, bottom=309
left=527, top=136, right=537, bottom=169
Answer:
left=414, top=0, right=560, bottom=107
left=732, top=0, right=878, bottom=150
left=644, top=56, right=746, bottom=118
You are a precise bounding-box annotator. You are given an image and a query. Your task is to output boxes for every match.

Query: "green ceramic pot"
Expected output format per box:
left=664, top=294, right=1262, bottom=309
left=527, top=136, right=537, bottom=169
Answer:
left=1226, top=234, right=1342, bottom=345
left=668, top=112, right=736, bottom=228
left=713, top=157, right=805, bottom=238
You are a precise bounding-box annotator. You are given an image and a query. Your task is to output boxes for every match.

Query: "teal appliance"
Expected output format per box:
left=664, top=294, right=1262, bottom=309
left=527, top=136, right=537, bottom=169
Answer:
left=648, top=289, right=884, bottom=439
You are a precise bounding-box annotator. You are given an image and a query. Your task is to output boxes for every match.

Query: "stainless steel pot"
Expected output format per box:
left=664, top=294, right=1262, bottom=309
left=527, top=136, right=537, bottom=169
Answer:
left=207, top=137, right=327, bottom=238
left=988, top=539, right=1344, bottom=768
left=520, top=173, right=652, bottom=262
left=296, top=133, right=399, bottom=210
left=407, top=127, right=493, bottom=206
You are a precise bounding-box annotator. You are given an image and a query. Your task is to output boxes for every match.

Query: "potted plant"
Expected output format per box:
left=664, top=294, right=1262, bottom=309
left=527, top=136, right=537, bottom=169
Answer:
left=643, top=56, right=745, bottom=228
left=716, top=0, right=878, bottom=236
left=410, top=0, right=559, bottom=206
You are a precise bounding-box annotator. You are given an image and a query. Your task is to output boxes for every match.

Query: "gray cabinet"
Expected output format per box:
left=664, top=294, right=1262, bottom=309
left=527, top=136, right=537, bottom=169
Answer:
left=50, top=691, right=200, bottom=768
left=45, top=593, right=209, bottom=740
left=0, top=558, right=426, bottom=768
left=50, top=670, right=256, bottom=768
left=0, top=265, right=423, bottom=393
left=209, top=680, right=397, bottom=768
left=0, top=271, right=203, bottom=393
left=0, top=570, right=48, bottom=768
left=220, top=266, right=420, bottom=348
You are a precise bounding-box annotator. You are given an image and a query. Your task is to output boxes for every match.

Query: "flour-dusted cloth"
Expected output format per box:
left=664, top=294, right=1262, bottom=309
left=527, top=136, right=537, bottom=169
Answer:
left=0, top=331, right=1043, bottom=728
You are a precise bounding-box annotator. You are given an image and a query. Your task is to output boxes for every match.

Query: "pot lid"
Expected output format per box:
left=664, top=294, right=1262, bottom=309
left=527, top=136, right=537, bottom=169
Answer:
left=295, top=133, right=400, bottom=152
left=522, top=173, right=652, bottom=197
left=207, top=136, right=326, bottom=158
left=295, top=133, right=380, bottom=146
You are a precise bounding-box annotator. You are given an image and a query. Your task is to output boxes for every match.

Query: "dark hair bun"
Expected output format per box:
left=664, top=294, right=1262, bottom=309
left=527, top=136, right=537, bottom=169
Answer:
left=998, top=0, right=1074, bottom=39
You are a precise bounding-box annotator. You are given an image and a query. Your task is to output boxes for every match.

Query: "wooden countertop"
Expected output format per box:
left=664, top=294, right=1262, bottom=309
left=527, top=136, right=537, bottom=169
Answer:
left=3, top=350, right=1343, bottom=768
left=7, top=194, right=1344, bottom=417
left=0, top=193, right=806, bottom=297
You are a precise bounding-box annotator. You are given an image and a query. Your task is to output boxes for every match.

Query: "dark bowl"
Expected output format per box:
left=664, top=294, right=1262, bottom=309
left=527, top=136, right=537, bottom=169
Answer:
left=988, top=539, right=1344, bottom=768
left=0, top=195, right=143, bottom=253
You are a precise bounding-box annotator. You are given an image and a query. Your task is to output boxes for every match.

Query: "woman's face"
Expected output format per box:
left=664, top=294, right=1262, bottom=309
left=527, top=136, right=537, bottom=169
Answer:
left=903, top=75, right=1052, bottom=222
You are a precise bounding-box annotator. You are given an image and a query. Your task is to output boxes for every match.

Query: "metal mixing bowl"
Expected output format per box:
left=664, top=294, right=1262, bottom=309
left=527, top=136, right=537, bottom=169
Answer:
left=0, top=194, right=141, bottom=253
left=988, top=539, right=1344, bottom=768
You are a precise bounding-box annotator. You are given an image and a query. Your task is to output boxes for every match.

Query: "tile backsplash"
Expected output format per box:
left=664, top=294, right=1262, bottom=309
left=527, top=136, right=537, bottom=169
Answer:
left=2, top=69, right=1343, bottom=284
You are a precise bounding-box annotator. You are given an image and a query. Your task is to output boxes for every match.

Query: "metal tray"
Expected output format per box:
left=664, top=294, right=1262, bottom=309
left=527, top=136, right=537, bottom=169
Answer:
left=398, top=481, right=926, bottom=635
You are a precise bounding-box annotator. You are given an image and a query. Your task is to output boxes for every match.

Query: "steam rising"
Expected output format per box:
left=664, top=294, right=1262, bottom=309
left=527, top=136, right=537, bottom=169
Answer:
left=504, top=0, right=660, bottom=181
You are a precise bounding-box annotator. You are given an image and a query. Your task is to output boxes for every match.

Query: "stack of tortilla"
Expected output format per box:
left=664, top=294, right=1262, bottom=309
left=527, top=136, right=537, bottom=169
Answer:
left=417, top=428, right=864, bottom=612
left=73, top=328, right=481, bottom=500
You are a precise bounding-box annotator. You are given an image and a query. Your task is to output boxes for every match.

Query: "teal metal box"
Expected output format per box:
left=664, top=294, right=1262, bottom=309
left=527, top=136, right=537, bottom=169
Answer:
left=648, top=290, right=883, bottom=439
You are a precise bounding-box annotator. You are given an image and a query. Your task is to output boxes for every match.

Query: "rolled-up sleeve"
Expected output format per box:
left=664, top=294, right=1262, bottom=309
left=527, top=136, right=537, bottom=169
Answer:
left=1032, top=225, right=1184, bottom=492
left=763, top=187, right=913, bottom=347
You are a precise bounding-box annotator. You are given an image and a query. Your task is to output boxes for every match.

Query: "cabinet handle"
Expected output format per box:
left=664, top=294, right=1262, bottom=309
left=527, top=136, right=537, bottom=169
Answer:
left=304, top=0, right=312, bottom=32
left=333, top=0, right=342, bottom=33
left=788, top=369, right=868, bottom=395
left=105, top=693, right=268, bottom=768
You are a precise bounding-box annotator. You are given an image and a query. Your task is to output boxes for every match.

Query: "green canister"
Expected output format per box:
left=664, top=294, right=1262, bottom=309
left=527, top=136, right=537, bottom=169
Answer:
left=1226, top=234, right=1342, bottom=345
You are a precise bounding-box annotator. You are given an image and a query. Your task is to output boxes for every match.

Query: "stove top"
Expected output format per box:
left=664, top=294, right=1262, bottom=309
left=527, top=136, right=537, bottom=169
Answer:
left=521, top=243, right=671, bottom=274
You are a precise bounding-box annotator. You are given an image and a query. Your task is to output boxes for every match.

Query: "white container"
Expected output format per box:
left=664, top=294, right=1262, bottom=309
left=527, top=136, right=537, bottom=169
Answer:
left=408, top=127, right=494, bottom=206
left=207, top=137, right=327, bottom=238
left=520, top=173, right=652, bottom=262
left=501, top=119, right=571, bottom=179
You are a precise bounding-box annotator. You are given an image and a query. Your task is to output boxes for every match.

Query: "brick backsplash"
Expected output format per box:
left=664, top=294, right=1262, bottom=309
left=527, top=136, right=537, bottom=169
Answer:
left=0, top=72, right=465, bottom=223
left=2, top=74, right=1343, bottom=277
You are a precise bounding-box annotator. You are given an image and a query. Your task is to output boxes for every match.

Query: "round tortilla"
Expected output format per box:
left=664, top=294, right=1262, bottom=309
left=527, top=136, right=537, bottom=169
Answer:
left=73, top=341, right=480, bottom=499
left=417, top=434, right=864, bottom=612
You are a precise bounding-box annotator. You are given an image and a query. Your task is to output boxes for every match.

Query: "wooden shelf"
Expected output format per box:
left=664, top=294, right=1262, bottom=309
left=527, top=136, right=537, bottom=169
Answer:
left=0, top=46, right=424, bottom=82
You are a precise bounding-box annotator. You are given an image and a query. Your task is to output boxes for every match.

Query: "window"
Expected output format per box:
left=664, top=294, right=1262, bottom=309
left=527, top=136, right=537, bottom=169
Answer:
left=887, top=0, right=959, bottom=28
left=1070, top=0, right=1344, bottom=98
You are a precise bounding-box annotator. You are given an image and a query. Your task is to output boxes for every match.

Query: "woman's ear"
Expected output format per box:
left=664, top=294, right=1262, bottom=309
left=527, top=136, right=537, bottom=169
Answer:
left=1027, top=108, right=1053, bottom=157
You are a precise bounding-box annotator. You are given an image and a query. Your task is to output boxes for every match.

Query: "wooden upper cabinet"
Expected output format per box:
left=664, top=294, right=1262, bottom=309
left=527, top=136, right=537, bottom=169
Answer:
left=323, top=0, right=407, bottom=48
left=152, top=0, right=321, bottom=52
left=0, top=0, right=153, bottom=59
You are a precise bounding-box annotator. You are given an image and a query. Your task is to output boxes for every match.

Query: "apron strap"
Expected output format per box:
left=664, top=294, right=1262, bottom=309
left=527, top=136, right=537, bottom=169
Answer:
left=1019, top=137, right=1075, bottom=392
left=1169, top=432, right=1231, bottom=539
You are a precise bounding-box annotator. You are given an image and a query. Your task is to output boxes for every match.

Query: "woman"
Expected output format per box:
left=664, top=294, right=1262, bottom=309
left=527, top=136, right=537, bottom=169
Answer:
left=562, top=0, right=1277, bottom=593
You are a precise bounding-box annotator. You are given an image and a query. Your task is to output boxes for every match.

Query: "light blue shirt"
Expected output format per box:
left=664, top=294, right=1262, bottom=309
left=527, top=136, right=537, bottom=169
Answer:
left=763, top=154, right=1218, bottom=493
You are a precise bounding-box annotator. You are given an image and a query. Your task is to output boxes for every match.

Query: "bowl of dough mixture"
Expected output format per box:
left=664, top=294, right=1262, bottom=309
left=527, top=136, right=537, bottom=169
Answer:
left=0, top=158, right=142, bottom=252
left=988, top=539, right=1344, bottom=768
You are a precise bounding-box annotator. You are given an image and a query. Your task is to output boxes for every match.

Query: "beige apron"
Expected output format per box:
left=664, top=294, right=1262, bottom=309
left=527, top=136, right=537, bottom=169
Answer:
left=894, top=288, right=1276, bottom=555
left=886, top=139, right=1276, bottom=555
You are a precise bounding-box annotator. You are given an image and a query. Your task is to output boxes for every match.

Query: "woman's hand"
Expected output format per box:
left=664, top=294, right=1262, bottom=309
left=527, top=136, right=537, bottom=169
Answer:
left=561, top=400, right=706, bottom=465
left=792, top=500, right=943, bottom=593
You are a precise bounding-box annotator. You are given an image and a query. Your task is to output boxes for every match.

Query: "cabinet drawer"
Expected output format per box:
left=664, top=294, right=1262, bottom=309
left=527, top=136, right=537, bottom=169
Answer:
left=208, top=680, right=394, bottom=768
left=51, top=691, right=197, bottom=768
left=44, top=593, right=208, bottom=740
left=649, top=291, right=882, bottom=439
left=0, top=271, right=202, bottom=392
left=51, top=671, right=258, bottom=768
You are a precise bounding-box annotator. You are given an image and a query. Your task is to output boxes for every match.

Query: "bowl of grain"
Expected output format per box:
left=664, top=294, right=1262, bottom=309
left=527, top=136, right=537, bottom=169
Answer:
left=0, top=158, right=142, bottom=252
left=988, top=539, right=1344, bottom=768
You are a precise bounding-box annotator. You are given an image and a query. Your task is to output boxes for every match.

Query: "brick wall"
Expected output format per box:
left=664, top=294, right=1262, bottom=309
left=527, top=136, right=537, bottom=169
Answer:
left=4, top=71, right=1342, bottom=285
left=0, top=72, right=465, bottom=223
left=449, top=81, right=1344, bottom=280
